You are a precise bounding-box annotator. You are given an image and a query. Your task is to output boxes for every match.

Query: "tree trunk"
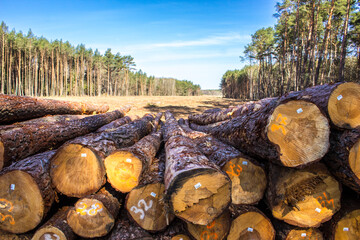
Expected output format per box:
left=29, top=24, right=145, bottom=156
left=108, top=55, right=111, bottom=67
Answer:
left=50, top=114, right=155, bottom=197
left=338, top=0, right=352, bottom=81
left=266, top=163, right=341, bottom=227
left=273, top=219, right=324, bottom=240
left=163, top=111, right=231, bottom=225
left=0, top=150, right=56, bottom=233
left=227, top=205, right=275, bottom=240
left=95, top=114, right=135, bottom=133
left=0, top=110, right=124, bottom=169
left=324, top=128, right=360, bottom=193
left=32, top=207, right=76, bottom=240
left=67, top=188, right=120, bottom=238
left=179, top=119, right=267, bottom=205
left=0, top=94, right=109, bottom=124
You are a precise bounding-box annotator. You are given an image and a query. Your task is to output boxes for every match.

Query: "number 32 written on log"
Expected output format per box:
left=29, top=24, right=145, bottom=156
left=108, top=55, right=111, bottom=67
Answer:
left=130, top=199, right=153, bottom=220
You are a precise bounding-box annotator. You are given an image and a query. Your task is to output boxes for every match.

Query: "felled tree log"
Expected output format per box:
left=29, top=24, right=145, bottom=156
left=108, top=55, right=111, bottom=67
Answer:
left=105, top=127, right=162, bottom=193
left=179, top=119, right=267, bottom=205
left=186, top=210, right=231, bottom=240
left=67, top=188, right=120, bottom=238
left=32, top=206, right=76, bottom=240
left=0, top=230, right=32, bottom=240
left=0, top=151, right=55, bottom=234
left=164, top=111, right=231, bottom=225
left=0, top=94, right=110, bottom=124
left=50, top=114, right=155, bottom=198
left=266, top=163, right=341, bottom=228
left=273, top=219, right=324, bottom=240
left=227, top=205, right=275, bottom=240
left=324, top=128, right=360, bottom=194
left=322, top=192, right=360, bottom=239
left=0, top=109, right=127, bottom=170
left=95, top=115, right=138, bottom=132
left=190, top=97, right=330, bottom=168
left=125, top=151, right=175, bottom=232
left=108, top=210, right=154, bottom=240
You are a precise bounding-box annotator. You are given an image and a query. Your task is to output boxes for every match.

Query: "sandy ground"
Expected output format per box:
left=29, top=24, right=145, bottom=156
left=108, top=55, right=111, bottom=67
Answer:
left=43, top=95, right=245, bottom=118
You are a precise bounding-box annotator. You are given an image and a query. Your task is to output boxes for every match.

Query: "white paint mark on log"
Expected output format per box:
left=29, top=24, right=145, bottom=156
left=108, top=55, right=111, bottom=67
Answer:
left=315, top=208, right=321, bottom=213
left=81, top=153, right=87, bottom=157
left=150, top=192, right=156, bottom=197
left=194, top=183, right=201, bottom=189
left=337, top=95, right=343, bottom=101
left=126, top=159, right=132, bottom=163
left=343, top=227, right=349, bottom=231
left=247, top=227, right=253, bottom=232
left=297, top=108, right=303, bottom=114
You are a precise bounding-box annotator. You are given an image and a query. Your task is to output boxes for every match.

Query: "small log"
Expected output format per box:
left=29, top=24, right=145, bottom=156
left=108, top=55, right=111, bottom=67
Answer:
left=227, top=205, right=275, bottom=240
left=164, top=111, right=231, bottom=225
left=0, top=109, right=127, bottom=169
left=0, top=151, right=55, bottom=234
left=105, top=123, right=162, bottom=193
left=273, top=219, right=324, bottom=240
left=324, top=128, right=360, bottom=193
left=50, top=114, right=155, bottom=197
left=190, top=97, right=330, bottom=168
left=179, top=119, right=266, bottom=205
left=186, top=210, right=231, bottom=240
left=95, top=115, right=138, bottom=133
left=32, top=207, right=76, bottom=240
left=125, top=152, right=175, bottom=232
left=108, top=210, right=154, bottom=240
left=266, top=163, right=341, bottom=228
left=0, top=230, right=32, bottom=240
left=0, top=94, right=110, bottom=124
left=67, top=188, right=120, bottom=238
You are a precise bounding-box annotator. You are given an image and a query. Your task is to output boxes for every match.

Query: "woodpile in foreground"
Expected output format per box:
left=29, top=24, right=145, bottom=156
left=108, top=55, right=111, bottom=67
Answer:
left=0, top=82, right=359, bottom=239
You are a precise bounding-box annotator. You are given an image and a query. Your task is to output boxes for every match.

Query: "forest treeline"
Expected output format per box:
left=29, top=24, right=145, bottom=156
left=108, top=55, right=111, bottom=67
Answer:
left=222, top=0, right=360, bottom=99
left=0, top=22, right=201, bottom=97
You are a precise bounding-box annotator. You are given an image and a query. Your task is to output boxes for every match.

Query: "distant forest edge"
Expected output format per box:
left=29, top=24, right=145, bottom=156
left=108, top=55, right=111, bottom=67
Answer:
left=222, top=0, right=360, bottom=100
left=0, top=21, right=201, bottom=97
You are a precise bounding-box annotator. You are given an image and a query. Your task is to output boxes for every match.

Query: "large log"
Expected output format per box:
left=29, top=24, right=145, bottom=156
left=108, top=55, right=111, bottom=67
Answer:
left=186, top=210, right=231, bottom=240
left=0, top=94, right=110, bottom=124
left=227, top=205, right=275, bottom=240
left=95, top=115, right=138, bottom=133
left=266, top=163, right=342, bottom=227
left=190, top=97, right=330, bottom=168
left=32, top=207, right=76, bottom=240
left=50, top=114, right=155, bottom=197
left=163, top=111, right=231, bottom=225
left=0, top=151, right=55, bottom=234
left=324, top=127, right=360, bottom=193
left=179, top=119, right=267, bottom=205
left=0, top=109, right=128, bottom=170
left=273, top=219, right=324, bottom=240
left=105, top=125, right=162, bottom=193
left=125, top=152, right=175, bottom=232
left=67, top=188, right=121, bottom=238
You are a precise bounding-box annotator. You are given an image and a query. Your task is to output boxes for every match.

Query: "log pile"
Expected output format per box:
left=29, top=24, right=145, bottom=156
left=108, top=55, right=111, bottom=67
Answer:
left=0, top=82, right=359, bottom=239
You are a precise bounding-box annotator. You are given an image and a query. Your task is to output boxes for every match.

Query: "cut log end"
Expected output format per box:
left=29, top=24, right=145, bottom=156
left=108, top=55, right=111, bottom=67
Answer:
left=227, top=212, right=275, bottom=240
left=67, top=198, right=114, bottom=238
left=171, top=235, right=191, bottom=240
left=169, top=169, right=231, bottom=225
left=349, top=138, right=360, bottom=180
left=272, top=169, right=341, bottom=227
left=266, top=100, right=329, bottom=167
left=50, top=144, right=105, bottom=197
left=105, top=151, right=143, bottom=193
left=32, top=227, right=67, bottom=240
left=334, top=209, right=360, bottom=239
left=328, top=82, right=360, bottom=129
left=286, top=228, right=323, bottom=240
left=0, top=170, right=43, bottom=233
left=222, top=157, right=266, bottom=205
left=126, top=182, right=174, bottom=232
left=0, top=141, right=3, bottom=170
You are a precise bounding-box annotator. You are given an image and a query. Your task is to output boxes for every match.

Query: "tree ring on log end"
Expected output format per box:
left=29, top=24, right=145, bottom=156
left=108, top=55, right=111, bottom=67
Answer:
left=334, top=209, right=360, bottom=239
left=50, top=144, right=105, bottom=197
left=104, top=151, right=143, bottom=193
left=0, top=141, right=3, bottom=170
left=222, top=157, right=266, bottom=205
left=0, top=170, right=43, bottom=233
left=227, top=212, right=275, bottom=240
left=285, top=228, right=323, bottom=240
left=168, top=169, right=230, bottom=225
left=33, top=227, right=67, bottom=240
left=67, top=198, right=114, bottom=238
left=266, top=100, right=329, bottom=167
left=349, top=139, right=360, bottom=181
left=328, top=82, right=360, bottom=129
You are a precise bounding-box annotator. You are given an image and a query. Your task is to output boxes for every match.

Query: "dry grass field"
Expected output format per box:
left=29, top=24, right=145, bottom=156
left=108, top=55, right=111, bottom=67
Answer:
left=43, top=95, right=245, bottom=118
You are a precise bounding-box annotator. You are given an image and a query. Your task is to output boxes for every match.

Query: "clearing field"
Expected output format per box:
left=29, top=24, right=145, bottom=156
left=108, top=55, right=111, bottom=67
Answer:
left=42, top=95, right=245, bottom=118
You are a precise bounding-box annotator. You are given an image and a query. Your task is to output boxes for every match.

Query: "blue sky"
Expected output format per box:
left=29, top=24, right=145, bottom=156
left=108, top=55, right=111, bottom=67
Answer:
left=1, top=0, right=277, bottom=89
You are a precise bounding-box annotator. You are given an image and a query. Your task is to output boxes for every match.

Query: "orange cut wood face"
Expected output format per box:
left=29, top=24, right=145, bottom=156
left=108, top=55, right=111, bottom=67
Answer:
left=334, top=209, right=360, bottom=240
left=286, top=228, right=323, bottom=240
left=349, top=139, right=360, bottom=181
